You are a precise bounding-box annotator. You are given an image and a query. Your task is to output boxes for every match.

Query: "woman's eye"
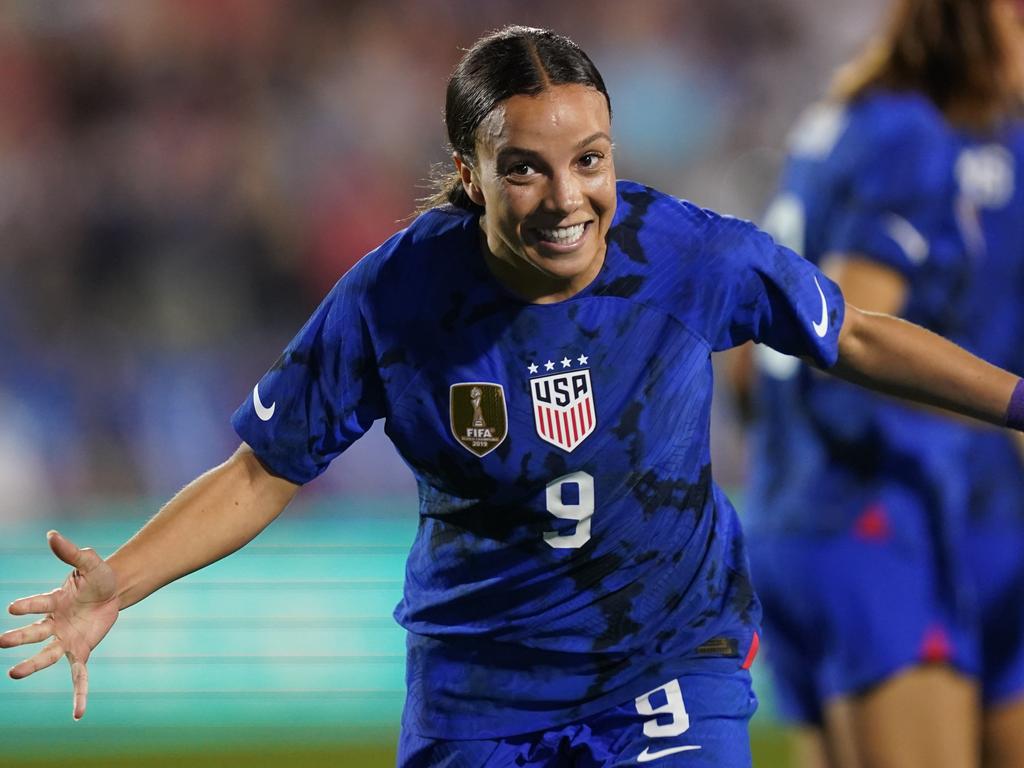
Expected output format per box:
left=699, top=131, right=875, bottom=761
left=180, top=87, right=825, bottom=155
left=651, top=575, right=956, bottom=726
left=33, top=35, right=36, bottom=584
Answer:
left=506, top=163, right=533, bottom=177
left=579, top=153, right=603, bottom=169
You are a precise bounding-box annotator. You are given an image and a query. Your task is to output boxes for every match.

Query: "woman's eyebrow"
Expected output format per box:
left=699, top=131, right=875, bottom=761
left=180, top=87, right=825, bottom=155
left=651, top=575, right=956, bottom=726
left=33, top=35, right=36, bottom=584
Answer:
left=495, top=133, right=612, bottom=163
left=575, top=131, right=612, bottom=148
left=494, top=146, right=542, bottom=164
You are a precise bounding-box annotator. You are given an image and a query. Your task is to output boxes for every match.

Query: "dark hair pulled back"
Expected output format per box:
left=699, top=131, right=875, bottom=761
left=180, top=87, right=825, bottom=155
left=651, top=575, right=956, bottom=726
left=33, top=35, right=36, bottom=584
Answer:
left=421, top=26, right=611, bottom=213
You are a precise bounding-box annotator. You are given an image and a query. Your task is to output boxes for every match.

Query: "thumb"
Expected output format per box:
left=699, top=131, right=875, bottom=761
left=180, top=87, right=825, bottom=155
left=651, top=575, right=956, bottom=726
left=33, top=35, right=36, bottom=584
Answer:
left=47, top=531, right=104, bottom=574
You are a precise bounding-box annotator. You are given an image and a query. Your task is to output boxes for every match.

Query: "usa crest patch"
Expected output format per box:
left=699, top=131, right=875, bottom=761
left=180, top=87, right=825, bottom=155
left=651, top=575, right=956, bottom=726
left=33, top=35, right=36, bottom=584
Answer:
left=529, top=358, right=596, bottom=452
left=450, top=382, right=508, bottom=457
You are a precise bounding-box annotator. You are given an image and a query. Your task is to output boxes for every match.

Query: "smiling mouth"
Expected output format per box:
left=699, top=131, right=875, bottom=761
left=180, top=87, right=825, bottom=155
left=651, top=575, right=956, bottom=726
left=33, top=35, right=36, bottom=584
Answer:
left=533, top=221, right=589, bottom=247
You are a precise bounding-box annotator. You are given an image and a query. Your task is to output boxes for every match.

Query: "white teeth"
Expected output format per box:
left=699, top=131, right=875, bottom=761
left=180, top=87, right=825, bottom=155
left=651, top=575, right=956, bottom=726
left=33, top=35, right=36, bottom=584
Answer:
left=537, top=223, right=585, bottom=244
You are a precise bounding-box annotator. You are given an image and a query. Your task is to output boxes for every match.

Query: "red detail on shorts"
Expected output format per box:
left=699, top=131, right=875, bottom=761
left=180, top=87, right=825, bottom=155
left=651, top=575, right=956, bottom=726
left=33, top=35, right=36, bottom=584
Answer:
left=741, top=632, right=760, bottom=670
left=853, top=503, right=891, bottom=541
left=920, top=624, right=952, bottom=664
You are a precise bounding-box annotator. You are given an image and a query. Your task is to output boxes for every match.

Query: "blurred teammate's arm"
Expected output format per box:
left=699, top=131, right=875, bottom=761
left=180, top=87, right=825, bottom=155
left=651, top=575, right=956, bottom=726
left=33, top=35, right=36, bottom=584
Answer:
left=821, top=254, right=907, bottom=316
left=108, top=442, right=298, bottom=608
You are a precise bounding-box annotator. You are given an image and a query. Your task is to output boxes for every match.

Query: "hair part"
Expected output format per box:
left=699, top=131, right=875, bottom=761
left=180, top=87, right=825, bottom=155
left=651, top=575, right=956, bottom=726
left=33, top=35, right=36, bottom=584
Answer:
left=831, top=0, right=1020, bottom=129
left=419, top=26, right=611, bottom=213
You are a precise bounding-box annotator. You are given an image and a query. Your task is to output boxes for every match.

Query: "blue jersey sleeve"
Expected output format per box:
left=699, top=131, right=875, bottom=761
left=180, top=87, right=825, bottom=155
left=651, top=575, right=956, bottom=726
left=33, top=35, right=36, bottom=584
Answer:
left=231, top=263, right=385, bottom=484
left=698, top=215, right=845, bottom=367
left=828, top=123, right=956, bottom=277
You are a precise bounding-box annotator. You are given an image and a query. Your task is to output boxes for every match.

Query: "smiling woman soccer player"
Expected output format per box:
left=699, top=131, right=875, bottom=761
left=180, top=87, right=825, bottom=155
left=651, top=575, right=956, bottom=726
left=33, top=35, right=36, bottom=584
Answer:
left=3, top=26, right=1024, bottom=768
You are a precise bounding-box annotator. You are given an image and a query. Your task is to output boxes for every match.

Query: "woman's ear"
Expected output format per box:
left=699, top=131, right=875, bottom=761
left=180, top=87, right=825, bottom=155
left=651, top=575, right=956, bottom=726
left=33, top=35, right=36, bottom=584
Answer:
left=453, top=152, right=486, bottom=207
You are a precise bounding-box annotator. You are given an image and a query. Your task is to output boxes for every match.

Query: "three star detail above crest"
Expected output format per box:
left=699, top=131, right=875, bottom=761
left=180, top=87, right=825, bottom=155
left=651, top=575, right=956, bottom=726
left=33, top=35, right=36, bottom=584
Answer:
left=528, top=354, right=589, bottom=374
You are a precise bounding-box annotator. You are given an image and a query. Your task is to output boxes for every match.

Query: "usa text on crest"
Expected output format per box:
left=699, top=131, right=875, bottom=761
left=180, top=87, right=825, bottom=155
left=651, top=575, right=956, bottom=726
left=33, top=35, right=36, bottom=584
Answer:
left=529, top=363, right=596, bottom=452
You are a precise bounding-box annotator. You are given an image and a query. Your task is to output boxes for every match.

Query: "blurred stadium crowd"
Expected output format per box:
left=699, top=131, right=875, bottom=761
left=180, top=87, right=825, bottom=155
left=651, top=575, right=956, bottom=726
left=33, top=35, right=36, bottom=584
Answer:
left=0, top=0, right=885, bottom=518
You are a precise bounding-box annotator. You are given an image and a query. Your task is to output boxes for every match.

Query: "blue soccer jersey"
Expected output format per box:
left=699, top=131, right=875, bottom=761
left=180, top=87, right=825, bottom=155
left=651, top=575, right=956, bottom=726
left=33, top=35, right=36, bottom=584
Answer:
left=747, top=91, right=972, bottom=540
left=953, top=125, right=1024, bottom=529
left=233, top=180, right=844, bottom=739
left=955, top=125, right=1024, bottom=705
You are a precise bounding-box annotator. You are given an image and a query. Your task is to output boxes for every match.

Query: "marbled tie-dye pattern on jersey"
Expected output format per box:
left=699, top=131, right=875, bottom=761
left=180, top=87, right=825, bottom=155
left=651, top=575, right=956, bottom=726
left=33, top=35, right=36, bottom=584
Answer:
left=233, top=181, right=844, bottom=738
left=747, top=91, right=973, bottom=542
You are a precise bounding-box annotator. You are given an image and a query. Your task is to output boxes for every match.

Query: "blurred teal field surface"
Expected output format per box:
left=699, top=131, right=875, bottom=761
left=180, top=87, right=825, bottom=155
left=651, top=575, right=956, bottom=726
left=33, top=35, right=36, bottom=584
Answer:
left=0, top=498, right=787, bottom=766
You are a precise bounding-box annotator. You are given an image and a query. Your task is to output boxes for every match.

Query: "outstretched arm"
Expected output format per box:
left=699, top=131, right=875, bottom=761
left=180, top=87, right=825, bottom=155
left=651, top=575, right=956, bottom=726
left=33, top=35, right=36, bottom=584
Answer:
left=107, top=442, right=299, bottom=609
left=1, top=442, right=298, bottom=720
left=832, top=305, right=1020, bottom=428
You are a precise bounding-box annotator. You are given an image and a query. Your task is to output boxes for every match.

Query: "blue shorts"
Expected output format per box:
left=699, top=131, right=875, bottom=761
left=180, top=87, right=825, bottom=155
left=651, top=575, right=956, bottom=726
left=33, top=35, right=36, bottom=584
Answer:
left=748, top=487, right=977, bottom=725
left=967, top=522, right=1024, bottom=706
left=397, top=658, right=757, bottom=767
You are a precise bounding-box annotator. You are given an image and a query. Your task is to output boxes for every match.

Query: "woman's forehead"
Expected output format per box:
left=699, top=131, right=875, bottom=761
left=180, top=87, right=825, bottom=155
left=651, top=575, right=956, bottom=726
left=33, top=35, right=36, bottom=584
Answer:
left=477, top=84, right=611, bottom=153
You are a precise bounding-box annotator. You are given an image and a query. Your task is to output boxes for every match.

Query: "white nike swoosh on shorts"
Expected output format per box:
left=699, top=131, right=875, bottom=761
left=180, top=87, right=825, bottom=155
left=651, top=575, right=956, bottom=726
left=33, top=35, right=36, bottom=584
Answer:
left=636, top=744, right=702, bottom=762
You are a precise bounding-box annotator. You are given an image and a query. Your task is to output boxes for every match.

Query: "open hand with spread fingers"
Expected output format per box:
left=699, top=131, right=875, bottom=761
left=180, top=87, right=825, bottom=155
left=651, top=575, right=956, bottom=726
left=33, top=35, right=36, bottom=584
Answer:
left=2, top=531, right=120, bottom=720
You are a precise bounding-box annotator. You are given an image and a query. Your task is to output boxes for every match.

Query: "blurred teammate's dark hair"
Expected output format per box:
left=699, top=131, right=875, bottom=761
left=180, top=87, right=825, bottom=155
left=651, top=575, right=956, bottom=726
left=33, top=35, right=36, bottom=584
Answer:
left=832, top=0, right=1021, bottom=129
left=420, top=26, right=611, bottom=213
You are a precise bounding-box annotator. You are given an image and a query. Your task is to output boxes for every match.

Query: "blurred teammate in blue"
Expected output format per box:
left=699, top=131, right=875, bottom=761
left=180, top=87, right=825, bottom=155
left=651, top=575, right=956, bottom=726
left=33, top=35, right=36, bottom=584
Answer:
left=957, top=110, right=1024, bottom=768
left=5, top=25, right=1024, bottom=768
left=742, top=1, right=1024, bottom=766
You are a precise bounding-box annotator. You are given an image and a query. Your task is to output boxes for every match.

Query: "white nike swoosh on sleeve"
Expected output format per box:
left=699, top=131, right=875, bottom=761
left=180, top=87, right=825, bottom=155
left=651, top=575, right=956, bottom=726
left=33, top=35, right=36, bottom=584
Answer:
left=636, top=744, right=702, bottom=762
left=812, top=276, right=828, bottom=338
left=253, top=384, right=276, bottom=421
